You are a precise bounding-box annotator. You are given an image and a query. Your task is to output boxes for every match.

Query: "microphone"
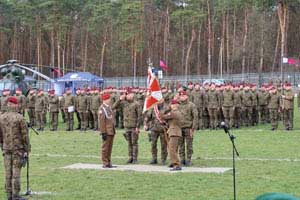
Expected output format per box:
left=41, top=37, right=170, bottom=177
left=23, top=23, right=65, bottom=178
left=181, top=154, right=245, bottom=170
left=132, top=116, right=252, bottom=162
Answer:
left=220, top=121, right=229, bottom=133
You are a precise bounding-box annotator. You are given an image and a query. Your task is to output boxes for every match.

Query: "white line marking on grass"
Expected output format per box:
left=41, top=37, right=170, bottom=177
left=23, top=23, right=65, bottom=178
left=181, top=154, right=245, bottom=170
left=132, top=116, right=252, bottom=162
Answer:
left=62, top=163, right=231, bottom=173
left=31, top=154, right=300, bottom=162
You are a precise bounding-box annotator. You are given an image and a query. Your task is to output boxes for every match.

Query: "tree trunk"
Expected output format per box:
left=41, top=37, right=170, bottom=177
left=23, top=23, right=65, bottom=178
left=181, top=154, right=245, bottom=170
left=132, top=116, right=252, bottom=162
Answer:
left=277, top=1, right=288, bottom=81
left=197, top=23, right=202, bottom=75
left=185, top=29, right=196, bottom=79
left=242, top=9, right=248, bottom=80
left=83, top=27, right=89, bottom=72
left=207, top=0, right=212, bottom=78
left=272, top=27, right=281, bottom=74
left=231, top=8, right=237, bottom=74
left=100, top=33, right=107, bottom=77
left=181, top=21, right=185, bottom=76
left=226, top=11, right=230, bottom=75
left=50, top=29, right=55, bottom=66
left=259, top=13, right=265, bottom=76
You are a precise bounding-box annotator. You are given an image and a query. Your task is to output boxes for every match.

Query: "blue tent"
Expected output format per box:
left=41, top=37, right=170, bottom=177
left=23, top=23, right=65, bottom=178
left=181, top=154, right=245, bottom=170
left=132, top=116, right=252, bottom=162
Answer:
left=54, top=72, right=104, bottom=95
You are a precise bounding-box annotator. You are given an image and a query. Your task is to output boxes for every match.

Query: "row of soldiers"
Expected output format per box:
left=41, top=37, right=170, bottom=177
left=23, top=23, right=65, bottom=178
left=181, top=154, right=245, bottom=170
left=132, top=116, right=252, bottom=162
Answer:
left=0, top=82, right=296, bottom=134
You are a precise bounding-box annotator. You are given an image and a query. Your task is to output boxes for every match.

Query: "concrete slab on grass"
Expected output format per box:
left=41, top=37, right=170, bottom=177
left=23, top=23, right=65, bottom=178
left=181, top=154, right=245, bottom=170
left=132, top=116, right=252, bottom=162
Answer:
left=62, top=163, right=231, bottom=173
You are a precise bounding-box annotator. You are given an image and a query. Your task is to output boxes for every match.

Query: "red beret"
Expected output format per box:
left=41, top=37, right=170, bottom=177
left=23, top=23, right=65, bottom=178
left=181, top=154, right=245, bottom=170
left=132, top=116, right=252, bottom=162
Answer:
left=7, top=97, right=18, bottom=104
left=101, top=93, right=110, bottom=100
left=179, top=91, right=187, bottom=96
left=16, top=88, right=21, bottom=92
left=285, top=83, right=291, bottom=87
left=171, top=99, right=179, bottom=105
left=127, top=88, right=134, bottom=94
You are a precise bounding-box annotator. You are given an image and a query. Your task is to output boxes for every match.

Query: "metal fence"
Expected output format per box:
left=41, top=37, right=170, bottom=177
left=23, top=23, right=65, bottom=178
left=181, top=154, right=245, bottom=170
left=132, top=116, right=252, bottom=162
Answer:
left=103, top=72, right=300, bottom=88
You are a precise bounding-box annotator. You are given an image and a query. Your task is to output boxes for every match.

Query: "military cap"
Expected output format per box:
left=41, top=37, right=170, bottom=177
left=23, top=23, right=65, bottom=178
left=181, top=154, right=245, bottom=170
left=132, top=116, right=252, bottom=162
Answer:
left=101, top=93, right=110, bottom=100
left=170, top=99, right=179, bottom=105
left=7, top=96, right=18, bottom=104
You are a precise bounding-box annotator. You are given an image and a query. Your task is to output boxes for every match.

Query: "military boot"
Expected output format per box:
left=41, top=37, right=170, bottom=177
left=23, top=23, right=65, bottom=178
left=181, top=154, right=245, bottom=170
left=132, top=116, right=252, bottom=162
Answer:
left=185, top=160, right=192, bottom=166
left=126, top=158, right=133, bottom=164
left=149, top=159, right=157, bottom=165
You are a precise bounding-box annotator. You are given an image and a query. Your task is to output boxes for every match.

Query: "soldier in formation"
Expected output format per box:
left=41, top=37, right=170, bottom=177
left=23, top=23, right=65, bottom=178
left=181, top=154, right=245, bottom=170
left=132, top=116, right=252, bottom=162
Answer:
left=99, top=93, right=116, bottom=168
left=0, top=96, right=30, bottom=200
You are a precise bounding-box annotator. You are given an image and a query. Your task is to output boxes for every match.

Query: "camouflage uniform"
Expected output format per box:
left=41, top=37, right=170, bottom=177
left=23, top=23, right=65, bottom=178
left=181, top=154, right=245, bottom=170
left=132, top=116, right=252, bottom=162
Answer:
left=49, top=94, right=59, bottom=131
left=15, top=93, right=26, bottom=115
left=75, top=94, right=81, bottom=129
left=222, top=89, right=235, bottom=128
left=178, top=99, right=198, bottom=165
left=191, top=89, right=205, bottom=129
left=233, top=89, right=242, bottom=128
left=35, top=94, right=47, bottom=130
left=282, top=89, right=294, bottom=130
left=64, top=93, right=76, bottom=131
left=242, top=89, right=253, bottom=126
left=26, top=93, right=36, bottom=126
left=144, top=104, right=168, bottom=164
left=77, top=94, right=89, bottom=131
left=86, top=92, right=93, bottom=129
left=59, top=96, right=66, bottom=123
left=268, top=91, right=280, bottom=130
left=43, top=94, right=49, bottom=125
left=90, top=93, right=101, bottom=131
left=251, top=90, right=259, bottom=125
left=203, top=88, right=210, bottom=128
left=0, top=94, right=8, bottom=113
left=207, top=89, right=219, bottom=129
left=258, top=90, right=269, bottom=124
left=113, top=98, right=140, bottom=163
left=0, top=108, right=30, bottom=200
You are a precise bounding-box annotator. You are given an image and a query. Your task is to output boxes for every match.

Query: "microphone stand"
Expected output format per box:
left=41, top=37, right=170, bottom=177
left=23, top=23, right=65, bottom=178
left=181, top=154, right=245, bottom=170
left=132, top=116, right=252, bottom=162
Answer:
left=225, top=127, right=239, bottom=200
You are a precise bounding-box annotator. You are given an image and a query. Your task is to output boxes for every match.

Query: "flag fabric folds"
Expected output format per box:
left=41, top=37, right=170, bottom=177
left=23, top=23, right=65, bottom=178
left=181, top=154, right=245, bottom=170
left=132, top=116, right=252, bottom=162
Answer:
left=143, top=67, right=164, bottom=115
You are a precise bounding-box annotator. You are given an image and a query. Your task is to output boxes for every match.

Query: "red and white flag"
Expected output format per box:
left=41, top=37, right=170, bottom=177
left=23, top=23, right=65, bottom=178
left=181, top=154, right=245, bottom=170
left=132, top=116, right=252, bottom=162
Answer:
left=143, top=67, right=164, bottom=114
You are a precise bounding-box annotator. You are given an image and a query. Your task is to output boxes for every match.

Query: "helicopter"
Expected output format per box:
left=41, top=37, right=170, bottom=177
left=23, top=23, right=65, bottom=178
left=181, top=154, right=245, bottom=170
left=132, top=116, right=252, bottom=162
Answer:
left=0, top=60, right=54, bottom=96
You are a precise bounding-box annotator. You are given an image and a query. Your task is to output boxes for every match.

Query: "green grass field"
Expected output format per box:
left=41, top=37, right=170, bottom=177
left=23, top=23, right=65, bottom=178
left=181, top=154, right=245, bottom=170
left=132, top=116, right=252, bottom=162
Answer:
left=1, top=109, right=300, bottom=200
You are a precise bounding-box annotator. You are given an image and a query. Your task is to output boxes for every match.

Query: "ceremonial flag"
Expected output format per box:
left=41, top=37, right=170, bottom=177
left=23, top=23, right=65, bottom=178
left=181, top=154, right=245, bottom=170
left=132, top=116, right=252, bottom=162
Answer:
left=160, top=60, right=168, bottom=71
left=143, top=67, right=164, bottom=114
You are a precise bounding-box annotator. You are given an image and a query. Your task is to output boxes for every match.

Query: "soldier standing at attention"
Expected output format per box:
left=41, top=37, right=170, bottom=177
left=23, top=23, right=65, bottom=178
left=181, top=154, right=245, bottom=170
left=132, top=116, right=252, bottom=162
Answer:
left=282, top=83, right=294, bottom=131
left=0, top=96, right=30, bottom=200
left=91, top=88, right=101, bottom=131
left=35, top=89, right=46, bottom=131
left=258, top=85, right=269, bottom=124
left=59, top=94, right=66, bottom=123
left=251, top=85, right=259, bottom=125
left=64, top=88, right=76, bottom=131
left=78, top=89, right=89, bottom=131
left=1, top=89, right=10, bottom=113
left=113, top=89, right=140, bottom=164
left=144, top=103, right=168, bottom=165
left=268, top=87, right=280, bottom=131
left=207, top=84, right=219, bottom=129
left=242, top=85, right=253, bottom=127
left=99, top=93, right=115, bottom=168
left=26, top=89, right=36, bottom=126
left=49, top=90, right=59, bottom=131
left=203, top=84, right=210, bottom=129
left=222, top=84, right=235, bottom=128
left=178, top=90, right=198, bottom=166
left=14, top=88, right=26, bottom=116
left=161, top=99, right=183, bottom=171
left=75, top=88, right=82, bottom=130
left=191, top=83, right=205, bottom=130
left=233, top=85, right=242, bottom=128
left=43, top=91, right=49, bottom=125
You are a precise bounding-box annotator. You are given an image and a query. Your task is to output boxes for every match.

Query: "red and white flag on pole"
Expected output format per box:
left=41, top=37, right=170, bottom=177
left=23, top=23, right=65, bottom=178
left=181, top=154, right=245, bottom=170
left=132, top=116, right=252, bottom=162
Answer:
left=143, top=67, right=164, bottom=115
